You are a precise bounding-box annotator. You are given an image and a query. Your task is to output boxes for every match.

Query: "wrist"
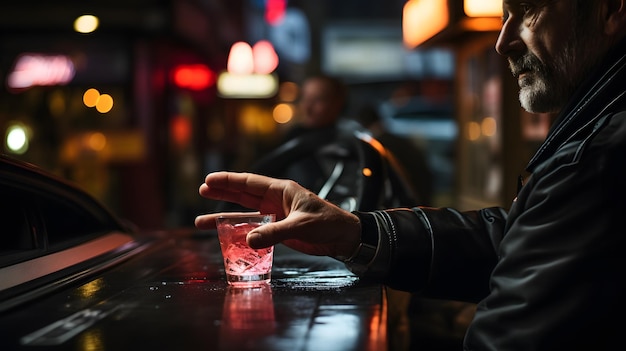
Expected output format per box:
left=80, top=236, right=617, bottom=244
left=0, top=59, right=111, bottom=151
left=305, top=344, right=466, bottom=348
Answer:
left=340, top=211, right=380, bottom=274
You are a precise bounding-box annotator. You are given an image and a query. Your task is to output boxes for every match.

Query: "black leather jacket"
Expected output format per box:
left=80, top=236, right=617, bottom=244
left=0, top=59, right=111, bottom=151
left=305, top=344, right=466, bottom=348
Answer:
left=359, top=38, right=626, bottom=350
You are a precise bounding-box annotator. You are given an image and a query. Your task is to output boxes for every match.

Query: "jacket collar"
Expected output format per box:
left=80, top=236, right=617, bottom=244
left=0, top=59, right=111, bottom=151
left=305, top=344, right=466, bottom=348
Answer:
left=526, top=37, right=626, bottom=172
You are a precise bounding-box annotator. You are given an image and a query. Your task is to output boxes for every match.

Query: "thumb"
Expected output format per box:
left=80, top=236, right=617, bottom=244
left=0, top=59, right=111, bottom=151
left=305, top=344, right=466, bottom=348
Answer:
left=246, top=220, right=291, bottom=249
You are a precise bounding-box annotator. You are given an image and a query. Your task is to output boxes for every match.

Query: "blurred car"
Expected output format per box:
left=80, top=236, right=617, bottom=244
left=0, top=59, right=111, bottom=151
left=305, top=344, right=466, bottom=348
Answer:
left=0, top=154, right=140, bottom=308
left=378, top=96, right=457, bottom=196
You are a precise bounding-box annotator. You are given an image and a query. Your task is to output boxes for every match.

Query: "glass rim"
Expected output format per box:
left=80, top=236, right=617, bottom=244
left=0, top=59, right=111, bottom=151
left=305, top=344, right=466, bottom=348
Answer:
left=216, top=213, right=276, bottom=219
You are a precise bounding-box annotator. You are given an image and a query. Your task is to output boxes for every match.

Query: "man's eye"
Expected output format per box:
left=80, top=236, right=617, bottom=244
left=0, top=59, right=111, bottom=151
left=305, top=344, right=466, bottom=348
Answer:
left=520, top=3, right=533, bottom=14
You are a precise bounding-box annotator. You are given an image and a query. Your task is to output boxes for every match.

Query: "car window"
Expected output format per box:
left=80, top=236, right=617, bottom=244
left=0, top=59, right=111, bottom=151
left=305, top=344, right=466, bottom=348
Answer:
left=0, top=196, right=35, bottom=255
left=0, top=157, right=128, bottom=268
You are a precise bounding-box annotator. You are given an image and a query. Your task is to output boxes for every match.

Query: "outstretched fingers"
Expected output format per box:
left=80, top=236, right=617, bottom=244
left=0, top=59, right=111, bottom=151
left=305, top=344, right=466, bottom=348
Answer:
left=200, top=172, right=267, bottom=208
left=199, top=171, right=293, bottom=219
left=205, top=172, right=271, bottom=195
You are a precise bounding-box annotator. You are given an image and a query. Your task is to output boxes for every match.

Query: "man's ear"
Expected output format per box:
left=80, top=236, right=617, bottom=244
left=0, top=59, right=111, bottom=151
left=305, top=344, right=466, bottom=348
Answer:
left=604, top=0, right=626, bottom=35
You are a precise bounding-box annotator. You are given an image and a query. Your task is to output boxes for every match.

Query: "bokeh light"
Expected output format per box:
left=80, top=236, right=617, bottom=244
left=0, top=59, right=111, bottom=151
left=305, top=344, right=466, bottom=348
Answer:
left=88, top=132, right=107, bottom=151
left=481, top=117, right=497, bottom=137
left=252, top=40, right=279, bottom=74
left=272, top=103, right=294, bottom=124
left=278, top=81, right=298, bottom=102
left=95, top=94, right=114, bottom=113
left=464, top=0, right=503, bottom=17
left=5, top=123, right=31, bottom=154
left=74, top=15, right=100, bottom=33
left=83, top=88, right=100, bottom=107
left=467, top=121, right=481, bottom=141
left=227, top=42, right=254, bottom=74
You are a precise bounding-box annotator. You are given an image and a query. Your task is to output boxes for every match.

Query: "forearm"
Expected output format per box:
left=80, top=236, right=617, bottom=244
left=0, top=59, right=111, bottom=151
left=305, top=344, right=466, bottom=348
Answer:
left=351, top=207, right=504, bottom=302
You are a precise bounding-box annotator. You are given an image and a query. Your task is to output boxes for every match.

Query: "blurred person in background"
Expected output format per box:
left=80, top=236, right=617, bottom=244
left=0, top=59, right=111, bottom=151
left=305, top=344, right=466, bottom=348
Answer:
left=261, top=74, right=350, bottom=195
left=196, top=0, right=626, bottom=349
left=280, top=74, right=348, bottom=143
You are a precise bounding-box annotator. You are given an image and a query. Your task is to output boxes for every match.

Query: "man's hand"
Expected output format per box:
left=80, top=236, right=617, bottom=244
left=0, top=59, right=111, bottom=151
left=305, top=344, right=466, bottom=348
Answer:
left=194, top=171, right=361, bottom=259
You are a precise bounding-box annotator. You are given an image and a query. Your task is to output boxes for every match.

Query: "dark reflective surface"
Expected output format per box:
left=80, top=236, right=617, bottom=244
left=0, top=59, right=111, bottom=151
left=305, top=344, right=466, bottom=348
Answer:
left=0, top=231, right=386, bottom=351
left=219, top=284, right=276, bottom=350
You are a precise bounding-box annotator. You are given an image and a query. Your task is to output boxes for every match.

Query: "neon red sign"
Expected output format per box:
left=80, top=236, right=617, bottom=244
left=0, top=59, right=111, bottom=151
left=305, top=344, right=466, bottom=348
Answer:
left=172, top=64, right=216, bottom=90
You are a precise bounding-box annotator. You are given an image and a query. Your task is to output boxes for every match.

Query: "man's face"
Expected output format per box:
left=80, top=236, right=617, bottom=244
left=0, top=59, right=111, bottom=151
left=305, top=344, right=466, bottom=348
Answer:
left=298, top=79, right=341, bottom=128
left=496, top=1, right=605, bottom=114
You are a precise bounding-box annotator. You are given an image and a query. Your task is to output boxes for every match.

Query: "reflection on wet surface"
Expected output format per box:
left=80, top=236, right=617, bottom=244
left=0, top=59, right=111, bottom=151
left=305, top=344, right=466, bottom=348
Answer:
left=273, top=269, right=359, bottom=290
left=3, top=235, right=385, bottom=351
left=220, top=284, right=276, bottom=350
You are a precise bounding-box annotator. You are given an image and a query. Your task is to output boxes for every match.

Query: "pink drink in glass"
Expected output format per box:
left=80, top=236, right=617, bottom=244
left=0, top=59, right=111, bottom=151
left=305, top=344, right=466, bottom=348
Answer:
left=216, top=214, right=275, bottom=286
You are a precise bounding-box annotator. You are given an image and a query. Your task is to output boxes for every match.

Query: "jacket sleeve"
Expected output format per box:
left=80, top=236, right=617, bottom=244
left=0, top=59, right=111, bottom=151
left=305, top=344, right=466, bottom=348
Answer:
left=355, top=206, right=506, bottom=303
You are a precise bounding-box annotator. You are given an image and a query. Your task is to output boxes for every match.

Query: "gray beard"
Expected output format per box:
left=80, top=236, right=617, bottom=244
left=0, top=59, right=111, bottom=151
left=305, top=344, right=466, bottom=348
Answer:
left=517, top=73, right=560, bottom=114
left=512, top=47, right=577, bottom=114
left=512, top=22, right=603, bottom=114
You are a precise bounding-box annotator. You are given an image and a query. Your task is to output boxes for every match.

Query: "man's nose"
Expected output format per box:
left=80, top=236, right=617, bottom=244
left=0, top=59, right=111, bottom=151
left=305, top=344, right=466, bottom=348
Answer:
left=495, top=18, right=524, bottom=57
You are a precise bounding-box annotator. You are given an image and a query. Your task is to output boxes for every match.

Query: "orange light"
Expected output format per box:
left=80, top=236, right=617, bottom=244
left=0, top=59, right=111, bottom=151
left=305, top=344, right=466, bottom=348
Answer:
left=481, top=117, right=497, bottom=137
left=461, top=17, right=503, bottom=32
left=278, top=81, right=299, bottom=102
left=87, top=132, right=107, bottom=151
left=172, top=64, right=216, bottom=90
left=464, top=0, right=503, bottom=17
left=368, top=137, right=387, bottom=156
left=95, top=94, right=113, bottom=113
left=467, top=121, right=481, bottom=141
left=83, top=88, right=114, bottom=113
left=171, top=115, right=192, bottom=147
left=403, top=0, right=449, bottom=49
left=227, top=42, right=254, bottom=74
left=83, top=88, right=100, bottom=107
left=272, top=103, right=294, bottom=124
